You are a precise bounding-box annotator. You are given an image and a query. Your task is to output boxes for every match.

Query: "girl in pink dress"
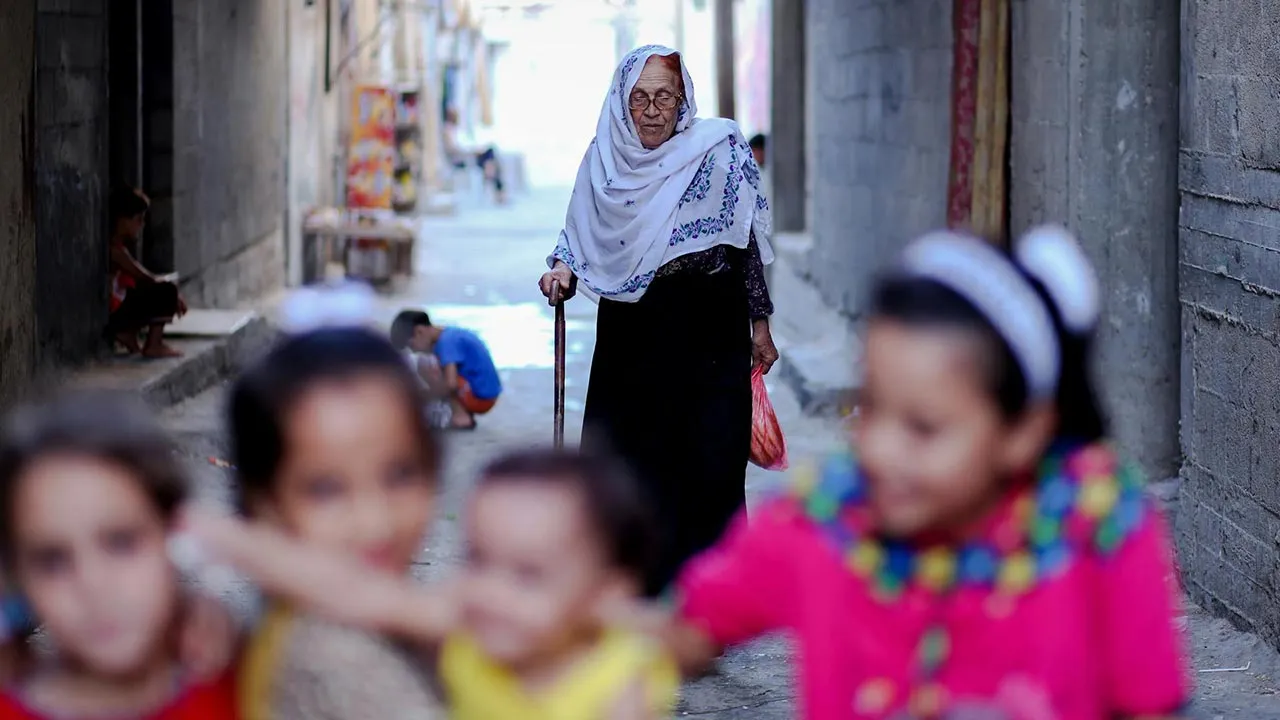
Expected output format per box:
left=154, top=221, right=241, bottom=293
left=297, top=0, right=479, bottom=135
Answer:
left=666, top=227, right=1191, bottom=719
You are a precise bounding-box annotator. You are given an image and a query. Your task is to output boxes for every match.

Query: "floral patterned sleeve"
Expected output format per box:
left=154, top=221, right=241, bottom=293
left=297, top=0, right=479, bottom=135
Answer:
left=742, top=232, right=774, bottom=320
left=653, top=233, right=774, bottom=319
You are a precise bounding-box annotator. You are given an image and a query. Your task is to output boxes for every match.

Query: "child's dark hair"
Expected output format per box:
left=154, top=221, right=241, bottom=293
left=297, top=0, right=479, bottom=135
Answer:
left=228, top=327, right=441, bottom=514
left=748, top=133, right=766, bottom=151
left=869, top=245, right=1107, bottom=443
left=110, top=185, right=150, bottom=222
left=0, top=390, right=188, bottom=566
left=389, top=310, right=432, bottom=350
left=480, top=446, right=655, bottom=582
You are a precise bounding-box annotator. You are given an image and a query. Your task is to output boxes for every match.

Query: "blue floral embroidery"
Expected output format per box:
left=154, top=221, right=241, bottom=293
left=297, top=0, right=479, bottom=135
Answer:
left=616, top=45, right=666, bottom=99
left=743, top=150, right=761, bottom=189
left=668, top=135, right=744, bottom=248
left=625, top=199, right=636, bottom=207
left=553, top=234, right=589, bottom=273
left=600, top=271, right=655, bottom=297
left=756, top=194, right=769, bottom=212
left=616, top=56, right=641, bottom=98
left=680, top=154, right=716, bottom=206
left=553, top=238, right=653, bottom=297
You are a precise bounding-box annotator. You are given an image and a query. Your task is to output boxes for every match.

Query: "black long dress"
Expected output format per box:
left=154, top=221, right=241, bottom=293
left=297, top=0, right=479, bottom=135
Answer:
left=582, top=237, right=774, bottom=597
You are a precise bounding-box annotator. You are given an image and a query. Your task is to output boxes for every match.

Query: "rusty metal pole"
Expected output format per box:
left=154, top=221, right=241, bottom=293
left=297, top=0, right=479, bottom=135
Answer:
left=714, top=0, right=736, bottom=119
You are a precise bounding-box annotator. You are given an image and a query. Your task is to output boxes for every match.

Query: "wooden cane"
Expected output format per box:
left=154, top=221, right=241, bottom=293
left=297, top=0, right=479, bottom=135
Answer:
left=552, top=285, right=566, bottom=450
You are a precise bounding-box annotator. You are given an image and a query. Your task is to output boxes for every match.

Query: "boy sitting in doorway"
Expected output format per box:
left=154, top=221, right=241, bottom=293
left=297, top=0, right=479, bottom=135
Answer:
left=107, top=185, right=188, bottom=358
left=390, top=310, right=502, bottom=430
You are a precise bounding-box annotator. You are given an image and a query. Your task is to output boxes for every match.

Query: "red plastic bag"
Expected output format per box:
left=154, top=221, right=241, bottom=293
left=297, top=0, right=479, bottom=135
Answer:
left=749, top=365, right=789, bottom=471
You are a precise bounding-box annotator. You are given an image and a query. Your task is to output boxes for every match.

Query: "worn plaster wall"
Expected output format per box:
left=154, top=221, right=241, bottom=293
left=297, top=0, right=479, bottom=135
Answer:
left=285, top=0, right=342, bottom=287
left=172, top=0, right=287, bottom=307
left=0, top=2, right=38, bottom=405
left=804, top=0, right=952, bottom=317
left=1008, top=0, right=1182, bottom=480
left=34, top=0, right=110, bottom=365
left=1176, top=0, right=1280, bottom=649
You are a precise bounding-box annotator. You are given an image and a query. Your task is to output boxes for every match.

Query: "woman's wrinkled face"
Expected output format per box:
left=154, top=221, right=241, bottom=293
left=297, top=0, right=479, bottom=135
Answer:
left=852, top=320, right=1050, bottom=538
left=629, top=56, right=682, bottom=150
left=258, top=374, right=437, bottom=574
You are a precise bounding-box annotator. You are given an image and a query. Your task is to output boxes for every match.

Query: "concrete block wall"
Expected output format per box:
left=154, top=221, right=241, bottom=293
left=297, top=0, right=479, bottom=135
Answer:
left=1176, top=0, right=1280, bottom=648
left=1008, top=0, right=1182, bottom=480
left=33, top=0, right=111, bottom=366
left=172, top=0, right=288, bottom=308
left=804, top=0, right=952, bottom=319
left=179, top=227, right=285, bottom=309
left=0, top=3, right=38, bottom=406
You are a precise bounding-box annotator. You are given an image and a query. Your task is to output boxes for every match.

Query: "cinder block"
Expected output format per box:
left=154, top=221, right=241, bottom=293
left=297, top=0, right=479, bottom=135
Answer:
left=1236, top=79, right=1280, bottom=168
left=1184, top=75, right=1241, bottom=156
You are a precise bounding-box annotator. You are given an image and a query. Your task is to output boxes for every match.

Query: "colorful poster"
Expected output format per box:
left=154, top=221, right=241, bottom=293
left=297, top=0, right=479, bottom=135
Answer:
left=346, top=85, right=396, bottom=209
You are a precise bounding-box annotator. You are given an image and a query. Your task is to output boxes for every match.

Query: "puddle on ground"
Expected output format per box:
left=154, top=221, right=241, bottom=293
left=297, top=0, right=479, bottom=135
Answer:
left=425, top=302, right=593, bottom=370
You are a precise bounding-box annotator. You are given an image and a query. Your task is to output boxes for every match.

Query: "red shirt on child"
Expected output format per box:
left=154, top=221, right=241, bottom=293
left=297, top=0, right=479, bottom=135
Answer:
left=0, top=670, right=237, bottom=720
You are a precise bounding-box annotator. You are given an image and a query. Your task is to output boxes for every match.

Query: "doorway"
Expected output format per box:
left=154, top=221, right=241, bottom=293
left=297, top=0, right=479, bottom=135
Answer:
left=108, top=0, right=176, bottom=272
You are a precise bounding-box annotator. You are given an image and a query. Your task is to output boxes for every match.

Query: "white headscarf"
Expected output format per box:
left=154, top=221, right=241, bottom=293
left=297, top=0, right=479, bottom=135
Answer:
left=549, top=45, right=774, bottom=303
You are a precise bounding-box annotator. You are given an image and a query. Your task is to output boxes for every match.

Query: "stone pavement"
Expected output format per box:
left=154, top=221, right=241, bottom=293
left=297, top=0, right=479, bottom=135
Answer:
left=162, top=187, right=1278, bottom=718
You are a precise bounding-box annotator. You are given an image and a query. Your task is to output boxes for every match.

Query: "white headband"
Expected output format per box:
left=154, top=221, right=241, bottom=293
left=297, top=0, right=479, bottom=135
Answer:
left=1015, top=225, right=1100, bottom=335
left=279, top=281, right=382, bottom=336
left=901, top=232, right=1061, bottom=399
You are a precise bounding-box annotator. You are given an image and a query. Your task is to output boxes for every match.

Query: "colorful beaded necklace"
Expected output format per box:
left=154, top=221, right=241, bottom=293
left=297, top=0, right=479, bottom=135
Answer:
left=783, top=442, right=1149, bottom=717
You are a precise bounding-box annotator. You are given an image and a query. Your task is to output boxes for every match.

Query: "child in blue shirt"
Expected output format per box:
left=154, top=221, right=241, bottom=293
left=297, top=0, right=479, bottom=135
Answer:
left=391, top=310, right=502, bottom=430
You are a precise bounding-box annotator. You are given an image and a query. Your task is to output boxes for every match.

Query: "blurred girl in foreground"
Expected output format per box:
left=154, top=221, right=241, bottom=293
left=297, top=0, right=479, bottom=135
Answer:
left=660, top=227, right=1191, bottom=718
left=225, top=286, right=444, bottom=719
left=0, top=391, right=236, bottom=719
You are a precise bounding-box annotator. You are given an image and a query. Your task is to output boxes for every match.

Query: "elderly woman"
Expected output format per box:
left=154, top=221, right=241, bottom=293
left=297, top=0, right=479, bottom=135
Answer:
left=538, top=45, right=777, bottom=596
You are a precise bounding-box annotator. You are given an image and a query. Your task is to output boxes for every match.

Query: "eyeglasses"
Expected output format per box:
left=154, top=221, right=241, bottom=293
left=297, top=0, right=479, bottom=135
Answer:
left=628, top=91, right=682, bottom=112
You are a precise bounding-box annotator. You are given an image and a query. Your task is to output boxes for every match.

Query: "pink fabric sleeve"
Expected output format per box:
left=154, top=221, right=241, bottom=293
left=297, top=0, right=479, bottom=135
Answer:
left=676, top=502, right=798, bottom=647
left=1095, top=510, right=1192, bottom=714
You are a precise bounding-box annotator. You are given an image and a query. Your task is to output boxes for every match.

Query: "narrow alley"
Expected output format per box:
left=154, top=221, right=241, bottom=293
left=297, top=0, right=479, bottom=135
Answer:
left=1, top=0, right=1278, bottom=716
left=162, top=189, right=1280, bottom=718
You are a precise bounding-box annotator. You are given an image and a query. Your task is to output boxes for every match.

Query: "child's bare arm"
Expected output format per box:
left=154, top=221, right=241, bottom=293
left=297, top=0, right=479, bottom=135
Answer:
left=606, top=677, right=660, bottom=720
left=179, top=507, right=457, bottom=644
left=667, top=621, right=721, bottom=676
left=599, top=598, right=721, bottom=677
left=415, top=356, right=445, bottom=395
left=109, top=244, right=159, bottom=284
left=441, top=363, right=461, bottom=393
